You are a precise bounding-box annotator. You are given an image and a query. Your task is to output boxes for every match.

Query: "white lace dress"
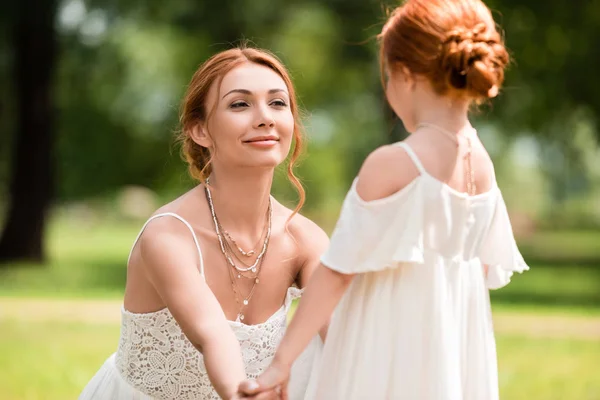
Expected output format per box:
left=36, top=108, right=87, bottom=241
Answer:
left=304, top=143, right=528, bottom=400
left=80, top=213, right=321, bottom=400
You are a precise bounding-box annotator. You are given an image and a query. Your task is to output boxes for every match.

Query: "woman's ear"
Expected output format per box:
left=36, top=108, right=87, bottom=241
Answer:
left=190, top=123, right=212, bottom=148
left=400, top=65, right=416, bottom=90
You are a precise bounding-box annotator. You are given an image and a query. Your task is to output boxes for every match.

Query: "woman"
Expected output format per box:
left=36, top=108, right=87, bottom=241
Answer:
left=240, top=1, right=528, bottom=399
left=80, top=46, right=326, bottom=400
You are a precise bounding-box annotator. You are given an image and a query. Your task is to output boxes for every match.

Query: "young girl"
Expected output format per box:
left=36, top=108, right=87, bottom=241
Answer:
left=239, top=1, right=528, bottom=399
left=80, top=47, right=326, bottom=400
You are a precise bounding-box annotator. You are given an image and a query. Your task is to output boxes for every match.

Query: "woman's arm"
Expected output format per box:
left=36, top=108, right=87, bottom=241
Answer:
left=239, top=265, right=353, bottom=399
left=139, top=219, right=245, bottom=399
left=291, top=215, right=331, bottom=341
left=276, top=264, right=353, bottom=368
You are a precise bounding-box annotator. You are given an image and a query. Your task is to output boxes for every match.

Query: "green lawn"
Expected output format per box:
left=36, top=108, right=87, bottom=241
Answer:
left=0, top=217, right=599, bottom=399
left=518, top=230, right=600, bottom=264
left=1, top=217, right=599, bottom=309
left=490, top=265, right=600, bottom=307
left=0, top=218, right=139, bottom=298
left=0, top=316, right=598, bottom=400
left=497, top=334, right=600, bottom=400
left=0, top=319, right=119, bottom=400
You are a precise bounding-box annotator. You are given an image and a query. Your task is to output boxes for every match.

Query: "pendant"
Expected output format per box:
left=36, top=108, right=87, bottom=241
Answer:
left=243, top=299, right=249, bottom=305
left=239, top=314, right=245, bottom=321
left=255, top=278, right=260, bottom=284
left=237, top=274, right=241, bottom=279
left=251, top=267, right=257, bottom=273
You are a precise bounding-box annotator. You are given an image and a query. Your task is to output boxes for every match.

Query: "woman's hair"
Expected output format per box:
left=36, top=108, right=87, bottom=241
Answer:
left=178, top=46, right=305, bottom=216
left=379, top=0, right=510, bottom=100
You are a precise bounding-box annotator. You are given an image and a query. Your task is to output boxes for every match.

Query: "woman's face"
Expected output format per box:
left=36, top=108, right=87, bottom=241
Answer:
left=197, top=62, right=294, bottom=172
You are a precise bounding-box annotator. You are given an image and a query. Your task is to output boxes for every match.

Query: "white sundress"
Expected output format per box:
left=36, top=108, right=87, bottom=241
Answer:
left=80, top=212, right=321, bottom=400
left=304, top=142, right=528, bottom=400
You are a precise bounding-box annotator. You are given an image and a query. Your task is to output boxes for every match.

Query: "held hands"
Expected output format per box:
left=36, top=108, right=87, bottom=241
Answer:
left=234, top=360, right=291, bottom=400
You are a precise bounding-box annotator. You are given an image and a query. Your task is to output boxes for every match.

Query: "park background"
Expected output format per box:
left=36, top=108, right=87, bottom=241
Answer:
left=0, top=0, right=599, bottom=399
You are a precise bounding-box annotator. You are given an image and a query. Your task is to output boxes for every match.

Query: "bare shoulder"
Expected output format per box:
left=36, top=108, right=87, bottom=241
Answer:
left=274, top=202, right=329, bottom=286
left=355, top=143, right=420, bottom=202
left=274, top=201, right=329, bottom=257
left=137, top=186, right=206, bottom=256
left=290, top=211, right=329, bottom=250
left=137, top=213, right=199, bottom=269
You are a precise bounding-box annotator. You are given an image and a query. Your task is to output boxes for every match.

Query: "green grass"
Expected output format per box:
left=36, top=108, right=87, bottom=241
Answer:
left=492, top=302, right=600, bottom=317
left=0, top=317, right=598, bottom=400
left=1, top=216, right=599, bottom=309
left=490, top=265, right=600, bottom=307
left=497, top=334, right=600, bottom=400
left=0, top=218, right=599, bottom=398
left=0, top=218, right=139, bottom=298
left=0, top=319, right=119, bottom=400
left=519, top=230, right=600, bottom=264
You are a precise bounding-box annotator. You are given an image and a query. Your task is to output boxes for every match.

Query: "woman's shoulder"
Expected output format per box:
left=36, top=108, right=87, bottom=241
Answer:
left=273, top=201, right=329, bottom=284
left=137, top=190, right=206, bottom=261
left=274, top=200, right=327, bottom=237
left=273, top=200, right=329, bottom=256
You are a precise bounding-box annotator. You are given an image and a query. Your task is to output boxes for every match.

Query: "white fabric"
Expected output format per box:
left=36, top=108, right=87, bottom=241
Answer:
left=80, top=213, right=321, bottom=400
left=81, top=287, right=320, bottom=400
left=312, top=142, right=528, bottom=399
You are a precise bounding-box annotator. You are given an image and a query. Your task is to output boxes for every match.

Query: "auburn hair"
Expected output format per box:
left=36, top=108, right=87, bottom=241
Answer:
left=379, top=0, right=510, bottom=100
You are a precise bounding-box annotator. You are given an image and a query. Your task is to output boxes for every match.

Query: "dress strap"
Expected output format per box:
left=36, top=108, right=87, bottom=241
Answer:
left=127, top=212, right=205, bottom=277
left=393, top=142, right=426, bottom=175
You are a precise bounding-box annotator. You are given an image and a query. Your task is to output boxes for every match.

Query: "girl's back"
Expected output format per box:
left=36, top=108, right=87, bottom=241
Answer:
left=405, top=125, right=496, bottom=197
left=310, top=126, right=526, bottom=399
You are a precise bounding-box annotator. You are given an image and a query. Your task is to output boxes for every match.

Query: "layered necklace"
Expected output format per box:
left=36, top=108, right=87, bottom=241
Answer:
left=204, top=177, right=272, bottom=322
left=415, top=122, right=477, bottom=196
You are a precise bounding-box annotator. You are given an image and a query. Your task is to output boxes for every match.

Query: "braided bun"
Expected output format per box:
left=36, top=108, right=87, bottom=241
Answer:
left=440, top=23, right=509, bottom=98
left=379, top=0, right=510, bottom=101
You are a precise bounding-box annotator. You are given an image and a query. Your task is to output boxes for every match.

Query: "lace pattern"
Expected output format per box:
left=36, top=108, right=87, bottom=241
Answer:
left=114, top=287, right=301, bottom=399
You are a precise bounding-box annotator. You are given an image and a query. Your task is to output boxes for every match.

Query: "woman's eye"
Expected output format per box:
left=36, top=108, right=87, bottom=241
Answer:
left=230, top=101, right=249, bottom=108
left=271, top=100, right=288, bottom=107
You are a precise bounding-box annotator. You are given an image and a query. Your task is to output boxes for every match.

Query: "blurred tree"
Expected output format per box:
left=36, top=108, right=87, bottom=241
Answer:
left=0, top=0, right=57, bottom=263
left=1, top=0, right=600, bottom=264
left=488, top=0, right=600, bottom=136
left=486, top=0, right=600, bottom=209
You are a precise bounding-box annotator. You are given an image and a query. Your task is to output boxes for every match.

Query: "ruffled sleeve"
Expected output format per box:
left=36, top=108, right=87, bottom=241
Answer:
left=320, top=177, right=425, bottom=274
left=479, top=191, right=529, bottom=289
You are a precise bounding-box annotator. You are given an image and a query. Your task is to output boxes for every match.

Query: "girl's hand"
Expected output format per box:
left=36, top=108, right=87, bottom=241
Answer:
left=237, top=359, right=291, bottom=400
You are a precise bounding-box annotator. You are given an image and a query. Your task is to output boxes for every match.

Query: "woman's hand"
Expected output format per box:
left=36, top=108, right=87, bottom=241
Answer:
left=236, top=359, right=291, bottom=400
